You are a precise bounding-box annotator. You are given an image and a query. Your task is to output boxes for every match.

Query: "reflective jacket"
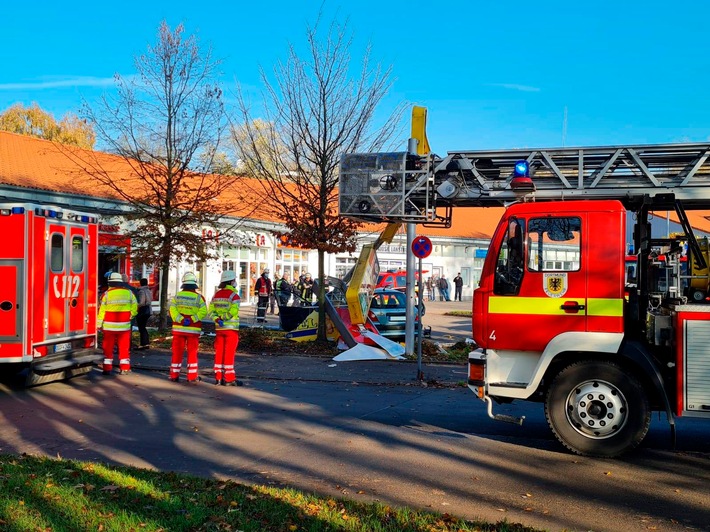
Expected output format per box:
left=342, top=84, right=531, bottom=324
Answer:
left=170, top=290, right=207, bottom=334
left=98, top=287, right=138, bottom=332
left=208, top=284, right=241, bottom=331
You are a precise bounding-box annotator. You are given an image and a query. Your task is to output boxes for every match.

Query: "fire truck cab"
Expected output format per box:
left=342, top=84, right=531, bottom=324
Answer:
left=338, top=121, right=710, bottom=457
left=0, top=202, right=101, bottom=385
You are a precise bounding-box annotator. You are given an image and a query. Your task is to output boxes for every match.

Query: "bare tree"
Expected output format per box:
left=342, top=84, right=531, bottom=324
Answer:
left=232, top=18, right=405, bottom=341
left=66, top=21, right=237, bottom=329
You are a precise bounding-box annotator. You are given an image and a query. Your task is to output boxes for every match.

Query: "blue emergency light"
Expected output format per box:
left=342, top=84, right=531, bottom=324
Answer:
left=514, top=160, right=529, bottom=177
left=511, top=160, right=534, bottom=191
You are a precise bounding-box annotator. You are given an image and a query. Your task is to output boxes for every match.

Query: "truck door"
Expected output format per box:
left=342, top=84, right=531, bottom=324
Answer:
left=68, top=227, right=88, bottom=334
left=0, top=260, right=22, bottom=348
left=47, top=222, right=89, bottom=338
left=478, top=212, right=586, bottom=353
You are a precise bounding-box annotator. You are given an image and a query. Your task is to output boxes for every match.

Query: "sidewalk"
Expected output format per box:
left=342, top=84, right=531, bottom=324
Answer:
left=237, top=298, right=473, bottom=343
left=126, top=298, right=473, bottom=386
left=128, top=347, right=469, bottom=386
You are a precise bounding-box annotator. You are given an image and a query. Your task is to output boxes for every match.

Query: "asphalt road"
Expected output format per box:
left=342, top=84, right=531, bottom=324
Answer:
left=1, top=356, right=708, bottom=532
left=1, top=302, right=708, bottom=531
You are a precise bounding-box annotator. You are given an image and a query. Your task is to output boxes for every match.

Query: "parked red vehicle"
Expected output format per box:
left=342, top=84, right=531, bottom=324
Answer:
left=376, top=270, right=427, bottom=292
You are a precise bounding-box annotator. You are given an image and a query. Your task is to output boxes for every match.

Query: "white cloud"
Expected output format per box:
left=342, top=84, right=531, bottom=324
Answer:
left=0, top=76, right=117, bottom=91
left=490, top=83, right=541, bottom=93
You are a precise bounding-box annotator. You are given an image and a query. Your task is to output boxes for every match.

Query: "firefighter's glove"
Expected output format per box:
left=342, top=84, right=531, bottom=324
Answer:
left=217, top=319, right=224, bottom=327
left=181, top=317, right=192, bottom=326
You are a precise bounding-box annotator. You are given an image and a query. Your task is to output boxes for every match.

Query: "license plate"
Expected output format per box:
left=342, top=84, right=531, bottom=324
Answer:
left=54, top=342, right=72, bottom=353
left=390, top=316, right=406, bottom=322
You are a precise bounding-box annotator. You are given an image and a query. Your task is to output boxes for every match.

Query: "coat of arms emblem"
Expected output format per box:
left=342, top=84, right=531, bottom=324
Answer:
left=543, top=272, right=568, bottom=298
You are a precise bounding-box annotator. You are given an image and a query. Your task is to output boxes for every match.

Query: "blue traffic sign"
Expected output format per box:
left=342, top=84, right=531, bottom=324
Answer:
left=411, top=236, right=432, bottom=259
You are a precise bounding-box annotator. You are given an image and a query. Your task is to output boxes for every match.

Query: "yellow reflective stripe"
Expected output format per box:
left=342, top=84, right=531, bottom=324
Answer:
left=489, top=297, right=574, bottom=315
left=586, top=298, right=624, bottom=317
left=489, top=297, right=624, bottom=317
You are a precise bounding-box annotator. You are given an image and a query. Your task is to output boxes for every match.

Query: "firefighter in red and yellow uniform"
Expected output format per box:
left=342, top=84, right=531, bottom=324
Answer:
left=98, top=272, right=138, bottom=375
left=169, top=272, right=207, bottom=383
left=208, top=270, right=242, bottom=386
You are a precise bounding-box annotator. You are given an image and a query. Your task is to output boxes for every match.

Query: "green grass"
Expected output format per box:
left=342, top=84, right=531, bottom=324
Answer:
left=443, top=310, right=472, bottom=317
left=0, top=454, right=542, bottom=532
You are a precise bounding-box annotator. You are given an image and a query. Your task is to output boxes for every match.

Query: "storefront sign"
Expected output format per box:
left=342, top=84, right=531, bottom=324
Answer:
left=99, top=224, right=120, bottom=234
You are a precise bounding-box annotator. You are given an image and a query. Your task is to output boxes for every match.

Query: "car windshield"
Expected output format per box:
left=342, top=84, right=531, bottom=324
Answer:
left=371, top=291, right=405, bottom=308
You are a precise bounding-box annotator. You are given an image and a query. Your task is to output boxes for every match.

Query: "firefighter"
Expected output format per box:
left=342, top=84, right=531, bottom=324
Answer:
left=254, top=269, right=272, bottom=322
left=98, top=272, right=138, bottom=375
left=208, top=270, right=242, bottom=386
left=169, top=272, right=207, bottom=383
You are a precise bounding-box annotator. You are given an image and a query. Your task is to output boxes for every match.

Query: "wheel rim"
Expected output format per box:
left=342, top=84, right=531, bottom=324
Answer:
left=564, top=379, right=628, bottom=439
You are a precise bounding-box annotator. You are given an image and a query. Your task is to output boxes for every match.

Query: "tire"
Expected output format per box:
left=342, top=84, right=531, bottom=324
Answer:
left=690, top=288, right=706, bottom=302
left=545, top=360, right=650, bottom=458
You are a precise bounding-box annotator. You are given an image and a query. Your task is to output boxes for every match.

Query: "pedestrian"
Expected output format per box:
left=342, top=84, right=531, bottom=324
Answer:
left=169, top=272, right=207, bottom=383
left=208, top=270, right=242, bottom=386
left=453, top=272, right=463, bottom=301
left=297, top=272, right=314, bottom=303
left=425, top=277, right=434, bottom=301
left=97, top=272, right=138, bottom=375
left=269, top=272, right=278, bottom=314
left=275, top=272, right=292, bottom=306
left=438, top=275, right=451, bottom=301
left=254, top=269, right=272, bottom=322
left=135, top=278, right=153, bottom=349
left=120, top=273, right=139, bottom=347
left=431, top=276, right=438, bottom=301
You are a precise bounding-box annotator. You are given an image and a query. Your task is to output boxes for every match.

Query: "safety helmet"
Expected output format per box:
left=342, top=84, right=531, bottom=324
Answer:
left=182, top=272, right=198, bottom=285
left=108, top=272, right=123, bottom=283
left=220, top=270, right=236, bottom=283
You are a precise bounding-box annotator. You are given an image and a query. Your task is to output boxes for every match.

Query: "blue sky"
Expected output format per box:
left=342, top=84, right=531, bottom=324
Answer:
left=1, top=1, right=709, bottom=154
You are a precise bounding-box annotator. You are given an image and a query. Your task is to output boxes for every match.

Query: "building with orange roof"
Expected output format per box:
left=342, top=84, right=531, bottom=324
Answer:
left=0, top=131, right=500, bottom=301
left=3, top=130, right=710, bottom=304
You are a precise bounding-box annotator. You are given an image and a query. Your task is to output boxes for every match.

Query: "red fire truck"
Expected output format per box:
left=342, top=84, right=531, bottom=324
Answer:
left=0, top=202, right=101, bottom=385
left=339, top=135, right=710, bottom=457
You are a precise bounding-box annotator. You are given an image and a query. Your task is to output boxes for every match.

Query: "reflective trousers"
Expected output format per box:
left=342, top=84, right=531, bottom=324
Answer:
left=214, top=329, right=239, bottom=383
left=256, top=295, right=269, bottom=319
left=102, top=330, right=131, bottom=372
left=170, top=331, right=200, bottom=381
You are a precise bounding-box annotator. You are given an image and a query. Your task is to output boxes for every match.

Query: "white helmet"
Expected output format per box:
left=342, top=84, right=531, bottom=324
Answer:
left=108, top=272, right=123, bottom=283
left=182, top=272, right=198, bottom=285
left=220, top=271, right=236, bottom=283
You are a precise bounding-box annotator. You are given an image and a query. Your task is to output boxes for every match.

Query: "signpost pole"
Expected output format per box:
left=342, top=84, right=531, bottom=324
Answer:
left=417, top=255, right=424, bottom=380
left=410, top=234, right=432, bottom=382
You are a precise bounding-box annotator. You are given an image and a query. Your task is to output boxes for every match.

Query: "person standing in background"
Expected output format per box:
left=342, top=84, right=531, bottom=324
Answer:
left=269, top=272, right=278, bottom=314
left=135, top=278, right=153, bottom=349
left=275, top=272, right=292, bottom=306
left=438, top=275, right=451, bottom=301
left=453, top=272, right=463, bottom=301
left=297, top=272, right=314, bottom=303
left=254, top=269, right=272, bottom=322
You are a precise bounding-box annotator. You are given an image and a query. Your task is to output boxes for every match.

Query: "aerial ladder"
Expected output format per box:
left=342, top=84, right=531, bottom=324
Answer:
left=339, top=115, right=710, bottom=457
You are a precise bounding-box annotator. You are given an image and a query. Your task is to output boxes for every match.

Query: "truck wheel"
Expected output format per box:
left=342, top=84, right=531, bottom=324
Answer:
left=545, top=360, right=650, bottom=458
left=690, top=288, right=706, bottom=302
